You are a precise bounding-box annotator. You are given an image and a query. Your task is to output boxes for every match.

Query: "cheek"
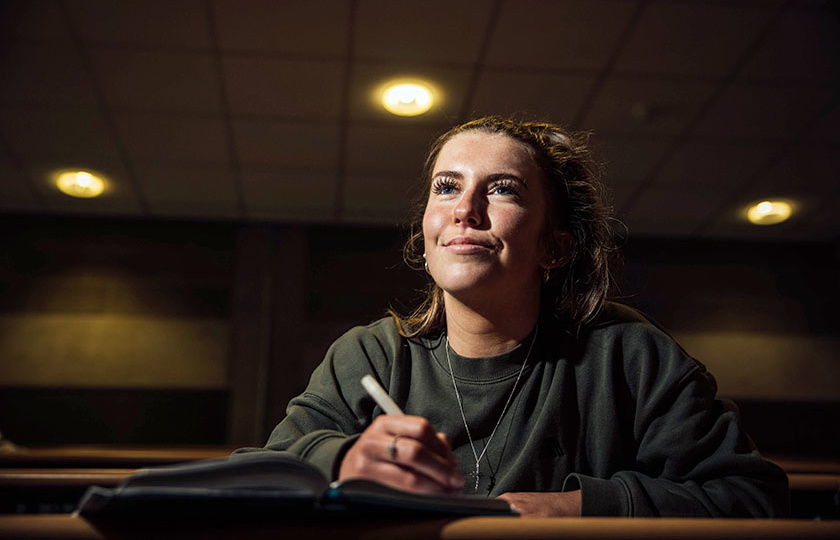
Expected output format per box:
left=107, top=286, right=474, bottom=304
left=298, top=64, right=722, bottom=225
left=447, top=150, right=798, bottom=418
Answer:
left=422, top=206, right=444, bottom=243
left=496, top=209, right=546, bottom=255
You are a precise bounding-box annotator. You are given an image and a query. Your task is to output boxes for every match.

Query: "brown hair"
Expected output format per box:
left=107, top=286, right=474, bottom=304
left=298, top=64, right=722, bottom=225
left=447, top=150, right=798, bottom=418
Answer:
left=392, top=116, right=615, bottom=337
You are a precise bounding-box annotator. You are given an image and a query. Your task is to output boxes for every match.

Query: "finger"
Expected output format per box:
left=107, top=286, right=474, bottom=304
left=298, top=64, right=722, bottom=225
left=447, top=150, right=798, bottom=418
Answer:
left=377, top=415, right=456, bottom=464
left=372, top=459, right=460, bottom=495
left=436, top=432, right=459, bottom=462
left=384, top=433, right=463, bottom=490
left=343, top=433, right=461, bottom=493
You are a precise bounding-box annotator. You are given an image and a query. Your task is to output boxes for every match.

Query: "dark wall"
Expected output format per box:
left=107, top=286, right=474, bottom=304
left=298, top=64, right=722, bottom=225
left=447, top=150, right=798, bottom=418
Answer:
left=0, top=216, right=236, bottom=445
left=0, top=215, right=837, bottom=458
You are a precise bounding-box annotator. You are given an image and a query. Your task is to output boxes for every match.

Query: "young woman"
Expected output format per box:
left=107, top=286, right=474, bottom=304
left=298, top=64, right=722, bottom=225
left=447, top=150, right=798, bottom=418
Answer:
left=235, top=117, right=789, bottom=517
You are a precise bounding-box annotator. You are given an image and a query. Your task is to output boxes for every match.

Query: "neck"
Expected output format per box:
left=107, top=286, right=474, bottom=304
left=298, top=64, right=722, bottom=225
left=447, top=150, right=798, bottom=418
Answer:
left=443, top=286, right=541, bottom=357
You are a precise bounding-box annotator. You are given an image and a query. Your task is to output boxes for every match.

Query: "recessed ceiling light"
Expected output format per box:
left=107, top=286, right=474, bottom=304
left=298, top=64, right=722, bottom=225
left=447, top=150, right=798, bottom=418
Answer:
left=381, top=80, right=434, bottom=117
left=55, top=170, right=106, bottom=198
left=746, top=200, right=792, bottom=225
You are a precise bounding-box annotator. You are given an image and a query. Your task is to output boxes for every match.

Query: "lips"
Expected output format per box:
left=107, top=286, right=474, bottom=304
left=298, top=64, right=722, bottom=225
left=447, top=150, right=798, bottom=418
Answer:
left=443, top=236, right=497, bottom=252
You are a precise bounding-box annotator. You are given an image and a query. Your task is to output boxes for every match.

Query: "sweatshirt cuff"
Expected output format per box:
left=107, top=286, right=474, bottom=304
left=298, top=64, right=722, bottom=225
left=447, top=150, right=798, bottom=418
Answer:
left=564, top=473, right=630, bottom=516
left=303, top=433, right=360, bottom=481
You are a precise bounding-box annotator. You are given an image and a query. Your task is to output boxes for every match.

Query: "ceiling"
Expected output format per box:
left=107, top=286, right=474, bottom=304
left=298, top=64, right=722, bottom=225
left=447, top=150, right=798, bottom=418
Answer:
left=1, top=0, right=838, bottom=241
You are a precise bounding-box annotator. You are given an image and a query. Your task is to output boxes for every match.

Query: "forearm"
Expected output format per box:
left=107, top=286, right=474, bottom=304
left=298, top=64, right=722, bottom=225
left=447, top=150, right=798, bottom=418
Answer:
left=497, top=490, right=582, bottom=517
left=566, top=469, right=789, bottom=517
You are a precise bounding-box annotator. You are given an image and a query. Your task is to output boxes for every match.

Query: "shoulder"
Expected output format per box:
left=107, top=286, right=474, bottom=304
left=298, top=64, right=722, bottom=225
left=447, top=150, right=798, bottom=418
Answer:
left=328, top=316, right=405, bottom=364
left=337, top=316, right=402, bottom=345
left=586, top=302, right=688, bottom=353
left=590, top=301, right=664, bottom=330
left=577, top=302, right=710, bottom=391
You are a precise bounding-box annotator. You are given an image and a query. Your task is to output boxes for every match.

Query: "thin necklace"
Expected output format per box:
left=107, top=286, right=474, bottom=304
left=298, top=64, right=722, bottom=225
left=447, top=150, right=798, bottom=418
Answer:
left=445, top=325, right=539, bottom=492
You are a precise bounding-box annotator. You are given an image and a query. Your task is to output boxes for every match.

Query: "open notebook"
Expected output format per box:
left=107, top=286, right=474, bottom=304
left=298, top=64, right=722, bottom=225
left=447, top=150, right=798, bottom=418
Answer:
left=77, top=452, right=516, bottom=520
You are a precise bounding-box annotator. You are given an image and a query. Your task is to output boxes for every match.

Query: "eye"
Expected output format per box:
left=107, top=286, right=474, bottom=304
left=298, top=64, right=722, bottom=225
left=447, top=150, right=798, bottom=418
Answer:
left=490, top=180, right=519, bottom=197
left=431, top=177, right=458, bottom=195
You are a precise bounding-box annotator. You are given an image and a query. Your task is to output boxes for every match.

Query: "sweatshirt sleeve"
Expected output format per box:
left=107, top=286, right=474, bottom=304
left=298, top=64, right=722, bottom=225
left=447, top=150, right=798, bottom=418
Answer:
left=231, top=321, right=399, bottom=481
left=566, top=317, right=790, bottom=517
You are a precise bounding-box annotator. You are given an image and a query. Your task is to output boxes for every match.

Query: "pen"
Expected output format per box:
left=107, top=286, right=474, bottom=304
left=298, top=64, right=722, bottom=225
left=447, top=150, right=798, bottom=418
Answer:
left=361, top=374, right=404, bottom=415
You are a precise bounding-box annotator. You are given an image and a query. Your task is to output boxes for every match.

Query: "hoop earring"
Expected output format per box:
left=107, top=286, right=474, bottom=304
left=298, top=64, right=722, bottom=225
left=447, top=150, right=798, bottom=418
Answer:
left=423, top=252, right=429, bottom=274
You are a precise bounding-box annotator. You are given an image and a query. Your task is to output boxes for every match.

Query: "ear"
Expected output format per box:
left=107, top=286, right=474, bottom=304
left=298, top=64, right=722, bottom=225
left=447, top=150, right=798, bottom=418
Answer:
left=540, top=229, right=575, bottom=269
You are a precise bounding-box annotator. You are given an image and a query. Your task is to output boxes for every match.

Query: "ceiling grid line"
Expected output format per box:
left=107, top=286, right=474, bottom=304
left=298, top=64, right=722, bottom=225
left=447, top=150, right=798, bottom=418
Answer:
left=205, top=0, right=247, bottom=219
left=56, top=0, right=151, bottom=215
left=0, top=131, right=49, bottom=211
left=333, top=0, right=359, bottom=222
left=457, top=0, right=505, bottom=124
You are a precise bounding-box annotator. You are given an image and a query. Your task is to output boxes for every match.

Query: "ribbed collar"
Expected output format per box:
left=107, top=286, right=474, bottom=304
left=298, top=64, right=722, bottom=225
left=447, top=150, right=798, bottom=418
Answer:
left=425, top=325, right=540, bottom=384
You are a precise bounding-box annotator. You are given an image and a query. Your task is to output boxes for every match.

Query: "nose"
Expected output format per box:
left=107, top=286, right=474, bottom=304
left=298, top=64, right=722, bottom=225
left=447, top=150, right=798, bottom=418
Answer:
left=453, top=188, right=484, bottom=227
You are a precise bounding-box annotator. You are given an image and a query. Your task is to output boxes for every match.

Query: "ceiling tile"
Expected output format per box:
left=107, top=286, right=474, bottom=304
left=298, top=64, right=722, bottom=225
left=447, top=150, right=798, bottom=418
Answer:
left=809, top=103, right=840, bottom=143
left=233, top=120, right=340, bottom=168
left=116, top=114, right=230, bottom=164
left=605, top=177, right=645, bottom=212
left=758, top=144, right=839, bottom=197
left=0, top=42, right=98, bottom=108
left=622, top=186, right=731, bottom=237
left=241, top=169, right=336, bottom=221
left=65, top=0, right=211, bottom=48
left=613, top=2, right=770, bottom=78
left=581, top=76, right=717, bottom=135
left=355, top=0, right=493, bottom=64
left=89, top=48, right=220, bottom=113
left=652, top=141, right=774, bottom=189
left=135, top=164, right=240, bottom=219
left=0, top=151, right=43, bottom=211
left=797, top=197, right=840, bottom=241
left=349, top=63, right=472, bottom=124
left=223, top=57, right=344, bottom=119
left=485, top=0, right=637, bottom=71
left=470, top=70, right=594, bottom=125
left=342, top=171, right=416, bottom=225
left=0, top=0, right=73, bottom=43
left=345, top=124, right=439, bottom=175
left=690, top=82, right=833, bottom=141
left=0, top=108, right=119, bottom=161
left=592, top=136, right=670, bottom=186
left=214, top=0, right=350, bottom=56
left=739, top=6, right=840, bottom=82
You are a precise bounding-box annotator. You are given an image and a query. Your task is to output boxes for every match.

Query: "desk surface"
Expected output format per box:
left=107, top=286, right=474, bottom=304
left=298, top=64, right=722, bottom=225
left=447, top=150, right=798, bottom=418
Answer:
left=1, top=514, right=839, bottom=540
left=0, top=447, right=235, bottom=469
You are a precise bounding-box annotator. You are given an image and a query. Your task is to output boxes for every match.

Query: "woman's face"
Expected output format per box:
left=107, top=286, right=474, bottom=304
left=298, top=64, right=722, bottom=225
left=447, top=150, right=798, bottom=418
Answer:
left=422, top=131, right=555, bottom=300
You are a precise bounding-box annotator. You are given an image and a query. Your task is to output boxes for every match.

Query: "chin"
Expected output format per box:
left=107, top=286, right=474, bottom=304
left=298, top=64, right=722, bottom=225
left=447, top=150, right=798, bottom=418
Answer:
left=433, top=270, right=498, bottom=295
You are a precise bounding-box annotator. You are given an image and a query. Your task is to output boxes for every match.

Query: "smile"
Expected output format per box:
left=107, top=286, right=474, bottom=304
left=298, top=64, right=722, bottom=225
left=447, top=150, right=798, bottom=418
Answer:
left=443, top=236, right=498, bottom=254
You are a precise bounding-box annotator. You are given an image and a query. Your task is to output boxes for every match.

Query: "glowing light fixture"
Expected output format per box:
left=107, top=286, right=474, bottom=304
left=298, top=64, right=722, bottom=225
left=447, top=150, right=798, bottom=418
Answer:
left=381, top=81, right=434, bottom=116
left=55, top=170, right=106, bottom=198
left=746, top=200, right=792, bottom=225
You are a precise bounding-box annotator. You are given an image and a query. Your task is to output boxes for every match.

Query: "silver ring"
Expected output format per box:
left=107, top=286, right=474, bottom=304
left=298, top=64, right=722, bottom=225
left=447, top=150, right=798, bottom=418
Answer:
left=386, top=434, right=402, bottom=461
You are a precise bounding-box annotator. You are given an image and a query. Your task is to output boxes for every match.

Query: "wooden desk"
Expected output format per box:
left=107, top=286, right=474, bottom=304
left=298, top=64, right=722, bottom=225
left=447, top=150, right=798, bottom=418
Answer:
left=1, top=514, right=840, bottom=540
left=0, top=469, right=134, bottom=515
left=0, top=447, right=234, bottom=469
left=770, top=456, right=840, bottom=475
left=788, top=473, right=840, bottom=492
left=0, top=469, right=133, bottom=488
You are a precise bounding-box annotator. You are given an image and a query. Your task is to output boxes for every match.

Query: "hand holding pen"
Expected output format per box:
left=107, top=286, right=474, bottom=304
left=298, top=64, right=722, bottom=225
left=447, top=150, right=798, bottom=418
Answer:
left=337, top=375, right=463, bottom=494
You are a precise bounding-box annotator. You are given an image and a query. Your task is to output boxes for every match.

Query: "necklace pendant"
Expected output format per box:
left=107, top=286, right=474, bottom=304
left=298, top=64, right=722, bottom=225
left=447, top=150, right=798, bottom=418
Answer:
left=472, top=465, right=481, bottom=491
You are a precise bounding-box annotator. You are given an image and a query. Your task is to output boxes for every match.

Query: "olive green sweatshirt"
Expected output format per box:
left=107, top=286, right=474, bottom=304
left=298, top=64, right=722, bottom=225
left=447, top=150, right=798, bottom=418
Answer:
left=234, top=302, right=789, bottom=517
